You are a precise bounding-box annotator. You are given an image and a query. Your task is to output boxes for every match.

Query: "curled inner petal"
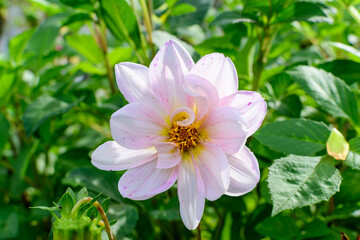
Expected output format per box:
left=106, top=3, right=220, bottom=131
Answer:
left=170, top=107, right=195, bottom=127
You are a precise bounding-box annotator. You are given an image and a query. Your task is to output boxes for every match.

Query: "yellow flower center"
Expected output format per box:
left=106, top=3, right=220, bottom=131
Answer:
left=168, top=122, right=199, bottom=151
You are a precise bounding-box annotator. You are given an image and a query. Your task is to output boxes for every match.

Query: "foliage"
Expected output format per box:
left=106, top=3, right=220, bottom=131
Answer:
left=0, top=0, right=360, bottom=239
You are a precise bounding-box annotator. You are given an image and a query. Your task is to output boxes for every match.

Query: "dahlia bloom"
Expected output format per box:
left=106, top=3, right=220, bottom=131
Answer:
left=91, top=40, right=266, bottom=230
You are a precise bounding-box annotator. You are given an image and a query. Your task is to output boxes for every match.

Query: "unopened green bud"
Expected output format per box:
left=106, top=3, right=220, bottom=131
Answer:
left=326, top=128, right=349, bottom=160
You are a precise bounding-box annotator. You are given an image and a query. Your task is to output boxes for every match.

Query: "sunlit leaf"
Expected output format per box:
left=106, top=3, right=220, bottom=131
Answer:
left=268, top=156, right=341, bottom=216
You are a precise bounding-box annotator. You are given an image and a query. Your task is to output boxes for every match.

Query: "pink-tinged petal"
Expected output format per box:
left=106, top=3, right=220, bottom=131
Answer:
left=110, top=102, right=169, bottom=150
left=149, top=40, right=195, bottom=112
left=221, top=91, right=267, bottom=136
left=226, top=146, right=260, bottom=196
left=190, top=53, right=238, bottom=98
left=155, top=142, right=181, bottom=169
left=183, top=74, right=219, bottom=121
left=91, top=141, right=157, bottom=171
left=177, top=153, right=205, bottom=230
left=119, top=160, right=178, bottom=200
left=192, top=143, right=230, bottom=201
left=201, top=106, right=247, bottom=155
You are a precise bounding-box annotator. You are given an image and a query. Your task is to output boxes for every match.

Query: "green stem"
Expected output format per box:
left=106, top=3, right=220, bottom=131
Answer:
left=196, top=222, right=201, bottom=240
left=93, top=21, right=116, bottom=95
left=129, top=0, right=150, bottom=65
left=140, top=0, right=155, bottom=57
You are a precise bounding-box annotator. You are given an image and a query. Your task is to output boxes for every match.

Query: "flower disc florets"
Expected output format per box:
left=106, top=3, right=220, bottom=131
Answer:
left=168, top=123, right=199, bottom=151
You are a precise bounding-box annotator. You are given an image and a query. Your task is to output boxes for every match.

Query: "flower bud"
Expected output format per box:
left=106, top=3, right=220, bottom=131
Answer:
left=326, top=128, right=349, bottom=160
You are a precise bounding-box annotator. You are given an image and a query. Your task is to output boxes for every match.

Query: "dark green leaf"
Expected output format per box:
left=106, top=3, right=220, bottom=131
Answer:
left=77, top=187, right=88, bottom=201
left=317, top=60, right=360, bottom=85
left=23, top=96, right=80, bottom=136
left=276, top=94, right=302, bottom=118
left=256, top=215, right=301, bottom=240
left=0, top=113, right=9, bottom=156
left=9, top=29, right=35, bottom=63
left=275, top=2, right=332, bottom=23
left=210, top=11, right=255, bottom=27
left=100, top=0, right=140, bottom=46
left=285, top=66, right=359, bottom=125
left=344, top=137, right=360, bottom=170
left=268, top=156, right=341, bottom=216
left=253, top=119, right=330, bottom=155
left=62, top=167, right=122, bottom=202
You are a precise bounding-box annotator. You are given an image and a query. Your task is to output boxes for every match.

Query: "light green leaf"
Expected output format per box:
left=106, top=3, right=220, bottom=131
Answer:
left=253, top=119, right=330, bottom=155
left=0, top=69, right=15, bottom=103
left=9, top=29, right=35, bottom=63
left=345, top=137, right=360, bottom=170
left=25, top=13, right=68, bottom=56
left=268, top=156, right=341, bottom=216
left=285, top=66, right=359, bottom=125
left=170, top=3, right=196, bottom=16
left=66, top=35, right=103, bottom=64
left=23, top=96, right=80, bottom=136
left=325, top=41, right=360, bottom=61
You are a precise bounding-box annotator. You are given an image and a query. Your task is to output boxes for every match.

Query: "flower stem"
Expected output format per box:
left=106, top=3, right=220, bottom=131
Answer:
left=196, top=223, right=201, bottom=240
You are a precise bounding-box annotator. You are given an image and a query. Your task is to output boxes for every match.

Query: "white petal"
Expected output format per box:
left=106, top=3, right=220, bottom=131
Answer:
left=91, top=141, right=157, bottom=171
left=110, top=102, right=169, bottom=150
left=119, top=160, right=177, bottom=200
left=226, top=146, right=260, bottom=196
left=201, top=106, right=247, bottom=154
left=149, top=40, right=195, bottom=112
left=190, top=53, right=238, bottom=98
left=192, top=143, right=230, bottom=201
left=177, top=153, right=205, bottom=230
left=221, top=91, right=267, bottom=136
left=183, top=74, right=219, bottom=121
left=155, top=142, right=181, bottom=169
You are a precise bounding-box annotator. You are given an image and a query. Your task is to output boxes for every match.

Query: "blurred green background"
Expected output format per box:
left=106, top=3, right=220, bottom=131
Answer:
left=1, top=0, right=360, bottom=239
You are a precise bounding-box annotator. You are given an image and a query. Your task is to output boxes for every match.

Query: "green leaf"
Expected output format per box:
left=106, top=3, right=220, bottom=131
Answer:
left=59, top=190, right=76, bottom=216
left=25, top=13, right=68, bottom=56
left=325, top=41, right=360, bottom=61
left=285, top=66, right=359, bottom=125
left=0, top=69, right=15, bottom=103
left=255, top=215, right=301, bottom=240
left=170, top=3, right=196, bottom=16
left=335, top=169, right=360, bottom=203
left=23, top=96, right=79, bottom=136
left=253, top=119, right=330, bottom=155
left=268, top=156, right=341, bottom=216
left=62, top=167, right=122, bottom=203
left=345, top=137, right=360, bottom=170
left=303, top=219, right=330, bottom=238
left=9, top=29, right=35, bottom=63
left=275, top=2, right=332, bottom=23
left=210, top=11, right=256, bottom=27
left=77, top=187, right=88, bottom=201
left=0, top=213, right=19, bottom=238
left=317, top=59, right=360, bottom=85
left=100, top=0, right=140, bottom=46
left=30, top=206, right=61, bottom=220
left=275, top=94, right=302, bottom=118
left=102, top=203, right=139, bottom=239
left=66, top=35, right=103, bottom=64
left=59, top=0, right=92, bottom=11
left=0, top=113, right=10, bottom=156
